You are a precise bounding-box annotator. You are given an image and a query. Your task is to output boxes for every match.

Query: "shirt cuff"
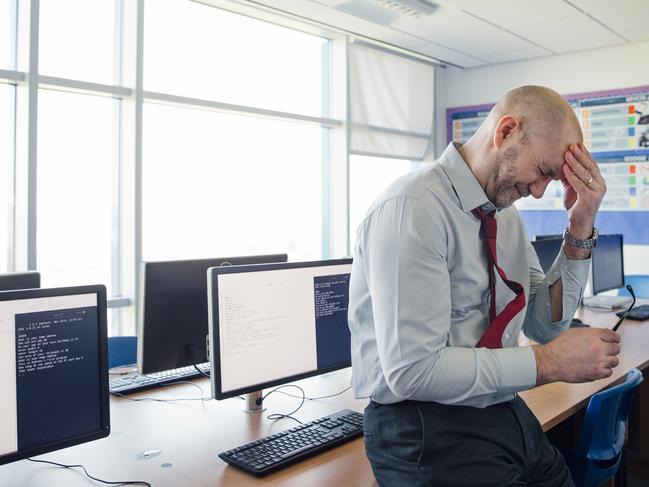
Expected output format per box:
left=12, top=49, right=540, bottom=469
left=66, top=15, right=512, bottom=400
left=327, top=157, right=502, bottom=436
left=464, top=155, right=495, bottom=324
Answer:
left=497, top=346, right=537, bottom=395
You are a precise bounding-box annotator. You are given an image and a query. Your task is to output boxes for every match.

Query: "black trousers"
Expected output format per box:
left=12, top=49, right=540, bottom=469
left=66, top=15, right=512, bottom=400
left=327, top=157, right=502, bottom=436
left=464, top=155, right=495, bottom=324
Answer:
left=363, top=396, right=575, bottom=487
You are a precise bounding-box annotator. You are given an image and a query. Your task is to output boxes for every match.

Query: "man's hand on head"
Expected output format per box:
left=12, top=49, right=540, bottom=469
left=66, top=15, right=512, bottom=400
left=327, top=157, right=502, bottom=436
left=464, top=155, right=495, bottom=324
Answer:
left=561, top=142, right=606, bottom=237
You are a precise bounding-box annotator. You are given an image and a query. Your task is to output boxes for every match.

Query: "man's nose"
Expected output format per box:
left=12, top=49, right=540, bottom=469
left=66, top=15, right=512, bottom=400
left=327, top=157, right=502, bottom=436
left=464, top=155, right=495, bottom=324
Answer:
left=530, top=177, right=551, bottom=199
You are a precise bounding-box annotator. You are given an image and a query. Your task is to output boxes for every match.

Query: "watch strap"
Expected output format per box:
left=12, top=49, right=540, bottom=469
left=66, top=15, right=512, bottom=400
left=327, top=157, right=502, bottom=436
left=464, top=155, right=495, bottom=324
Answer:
left=563, top=227, right=598, bottom=249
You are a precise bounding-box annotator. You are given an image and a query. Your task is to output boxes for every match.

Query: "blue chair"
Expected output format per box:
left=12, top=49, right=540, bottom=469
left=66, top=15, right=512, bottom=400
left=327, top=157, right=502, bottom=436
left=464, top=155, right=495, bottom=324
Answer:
left=563, top=368, right=643, bottom=487
left=107, top=336, right=137, bottom=369
left=619, top=275, right=649, bottom=298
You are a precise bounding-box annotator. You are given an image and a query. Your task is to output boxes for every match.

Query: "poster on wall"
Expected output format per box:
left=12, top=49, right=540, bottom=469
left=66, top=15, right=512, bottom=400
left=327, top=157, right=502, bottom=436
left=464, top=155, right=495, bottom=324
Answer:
left=446, top=86, right=649, bottom=243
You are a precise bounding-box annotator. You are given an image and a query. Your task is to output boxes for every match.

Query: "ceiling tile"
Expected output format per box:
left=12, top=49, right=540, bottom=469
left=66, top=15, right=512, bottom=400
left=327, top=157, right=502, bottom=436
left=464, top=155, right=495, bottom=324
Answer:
left=479, top=45, right=551, bottom=63
left=588, top=8, right=648, bottom=33
left=570, top=0, right=646, bottom=13
left=254, top=0, right=328, bottom=15
left=444, top=55, right=488, bottom=68
left=621, top=28, right=649, bottom=42
left=392, top=8, right=535, bottom=55
left=436, top=0, right=500, bottom=9
left=510, top=14, right=613, bottom=44
left=468, top=0, right=577, bottom=28
left=413, top=42, right=473, bottom=60
left=543, top=34, right=626, bottom=54
left=371, top=27, right=432, bottom=48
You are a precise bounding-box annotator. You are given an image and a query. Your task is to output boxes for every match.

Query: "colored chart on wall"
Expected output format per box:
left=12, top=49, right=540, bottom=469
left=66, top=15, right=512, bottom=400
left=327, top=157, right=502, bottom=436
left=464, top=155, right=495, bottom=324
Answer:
left=446, top=86, right=649, bottom=244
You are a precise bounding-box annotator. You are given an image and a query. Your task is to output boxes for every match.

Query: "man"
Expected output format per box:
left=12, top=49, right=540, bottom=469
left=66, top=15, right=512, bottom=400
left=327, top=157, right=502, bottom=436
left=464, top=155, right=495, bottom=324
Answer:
left=348, top=85, right=619, bottom=486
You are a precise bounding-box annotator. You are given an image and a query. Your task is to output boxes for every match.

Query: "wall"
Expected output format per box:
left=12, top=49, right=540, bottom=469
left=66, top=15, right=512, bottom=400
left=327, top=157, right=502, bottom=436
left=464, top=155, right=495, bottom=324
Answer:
left=435, top=39, right=649, bottom=276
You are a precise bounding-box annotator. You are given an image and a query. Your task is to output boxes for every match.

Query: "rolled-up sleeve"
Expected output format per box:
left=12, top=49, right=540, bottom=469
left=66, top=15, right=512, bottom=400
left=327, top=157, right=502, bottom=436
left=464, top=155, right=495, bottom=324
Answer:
left=523, top=243, right=590, bottom=344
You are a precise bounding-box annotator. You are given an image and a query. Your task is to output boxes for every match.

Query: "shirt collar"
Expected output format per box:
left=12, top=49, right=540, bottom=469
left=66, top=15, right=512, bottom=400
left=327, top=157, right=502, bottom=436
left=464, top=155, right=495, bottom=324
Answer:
left=438, top=142, right=493, bottom=213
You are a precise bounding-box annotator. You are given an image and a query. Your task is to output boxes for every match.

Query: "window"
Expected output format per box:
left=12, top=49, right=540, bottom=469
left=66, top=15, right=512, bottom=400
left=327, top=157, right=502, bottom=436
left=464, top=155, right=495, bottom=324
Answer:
left=0, top=0, right=15, bottom=70
left=142, top=102, right=323, bottom=262
left=37, top=89, right=114, bottom=289
left=39, top=0, right=115, bottom=84
left=349, top=155, right=413, bottom=244
left=0, top=83, right=12, bottom=272
left=144, top=0, right=327, bottom=117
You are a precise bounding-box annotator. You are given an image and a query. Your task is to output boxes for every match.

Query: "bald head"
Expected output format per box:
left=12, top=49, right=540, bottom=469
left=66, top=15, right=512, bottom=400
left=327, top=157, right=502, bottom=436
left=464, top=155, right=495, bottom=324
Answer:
left=489, top=85, right=582, bottom=144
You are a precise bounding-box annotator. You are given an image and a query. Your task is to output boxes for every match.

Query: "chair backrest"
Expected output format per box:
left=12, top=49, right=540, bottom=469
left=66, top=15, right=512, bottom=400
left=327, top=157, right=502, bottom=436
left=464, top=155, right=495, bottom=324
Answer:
left=619, top=275, right=649, bottom=298
left=108, top=336, right=137, bottom=369
left=576, top=368, right=643, bottom=461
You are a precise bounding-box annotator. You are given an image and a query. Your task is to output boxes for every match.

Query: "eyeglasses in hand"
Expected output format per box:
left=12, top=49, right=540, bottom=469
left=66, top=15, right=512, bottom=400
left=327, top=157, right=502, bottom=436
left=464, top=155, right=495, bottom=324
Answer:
left=612, top=284, right=635, bottom=332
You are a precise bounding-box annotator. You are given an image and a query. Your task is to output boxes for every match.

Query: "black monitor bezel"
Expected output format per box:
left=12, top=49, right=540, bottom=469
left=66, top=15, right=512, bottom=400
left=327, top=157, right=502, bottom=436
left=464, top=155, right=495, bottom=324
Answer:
left=591, top=234, right=625, bottom=295
left=531, top=238, right=563, bottom=274
left=0, top=285, right=110, bottom=466
left=138, top=254, right=288, bottom=375
left=208, top=258, right=353, bottom=400
left=0, top=271, right=41, bottom=291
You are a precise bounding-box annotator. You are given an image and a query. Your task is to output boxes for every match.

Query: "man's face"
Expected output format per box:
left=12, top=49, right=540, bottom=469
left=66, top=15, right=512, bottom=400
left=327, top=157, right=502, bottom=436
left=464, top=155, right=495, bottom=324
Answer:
left=486, top=131, right=569, bottom=209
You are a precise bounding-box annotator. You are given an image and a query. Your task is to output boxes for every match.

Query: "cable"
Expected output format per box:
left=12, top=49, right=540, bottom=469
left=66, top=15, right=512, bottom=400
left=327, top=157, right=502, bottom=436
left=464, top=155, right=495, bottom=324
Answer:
left=110, top=380, right=210, bottom=402
left=257, top=385, right=306, bottom=423
left=111, top=392, right=211, bottom=402
left=193, top=363, right=210, bottom=378
left=275, top=385, right=352, bottom=401
left=27, top=458, right=151, bottom=486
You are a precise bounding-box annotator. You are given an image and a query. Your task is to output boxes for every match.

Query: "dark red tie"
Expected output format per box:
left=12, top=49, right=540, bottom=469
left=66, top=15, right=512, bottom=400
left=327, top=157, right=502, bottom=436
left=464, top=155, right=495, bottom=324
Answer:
left=472, top=207, right=526, bottom=349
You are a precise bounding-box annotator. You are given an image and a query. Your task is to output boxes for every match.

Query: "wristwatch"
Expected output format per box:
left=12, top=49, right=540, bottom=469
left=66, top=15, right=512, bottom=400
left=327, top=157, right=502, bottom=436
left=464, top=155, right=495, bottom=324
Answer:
left=563, top=227, right=599, bottom=249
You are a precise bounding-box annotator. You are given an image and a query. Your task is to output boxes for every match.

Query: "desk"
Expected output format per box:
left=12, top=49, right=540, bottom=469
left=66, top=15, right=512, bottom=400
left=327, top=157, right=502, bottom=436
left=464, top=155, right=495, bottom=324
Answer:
left=520, top=303, right=649, bottom=431
left=3, top=306, right=649, bottom=487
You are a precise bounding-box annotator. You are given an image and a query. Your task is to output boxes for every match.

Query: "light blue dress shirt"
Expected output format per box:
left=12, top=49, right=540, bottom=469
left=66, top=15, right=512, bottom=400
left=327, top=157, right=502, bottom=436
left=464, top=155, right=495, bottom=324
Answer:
left=348, top=143, right=591, bottom=407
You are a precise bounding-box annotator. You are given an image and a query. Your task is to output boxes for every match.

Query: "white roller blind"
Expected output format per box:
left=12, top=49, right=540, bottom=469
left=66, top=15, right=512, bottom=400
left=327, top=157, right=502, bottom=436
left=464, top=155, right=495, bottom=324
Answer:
left=349, top=43, right=435, bottom=160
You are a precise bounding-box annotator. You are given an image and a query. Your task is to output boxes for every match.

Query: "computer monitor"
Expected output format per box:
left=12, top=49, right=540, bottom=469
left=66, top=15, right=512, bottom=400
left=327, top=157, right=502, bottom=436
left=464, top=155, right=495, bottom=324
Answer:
left=533, top=234, right=562, bottom=241
left=0, top=285, right=109, bottom=466
left=139, top=254, right=288, bottom=375
left=592, top=234, right=625, bottom=295
left=531, top=238, right=563, bottom=273
left=208, top=258, right=352, bottom=410
left=0, top=271, right=41, bottom=291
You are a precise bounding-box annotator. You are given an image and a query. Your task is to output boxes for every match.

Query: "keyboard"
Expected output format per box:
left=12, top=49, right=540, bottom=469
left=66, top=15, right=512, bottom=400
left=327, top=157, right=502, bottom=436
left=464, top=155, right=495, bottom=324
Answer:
left=617, top=304, right=649, bottom=321
left=219, top=409, right=363, bottom=477
left=109, top=363, right=210, bottom=394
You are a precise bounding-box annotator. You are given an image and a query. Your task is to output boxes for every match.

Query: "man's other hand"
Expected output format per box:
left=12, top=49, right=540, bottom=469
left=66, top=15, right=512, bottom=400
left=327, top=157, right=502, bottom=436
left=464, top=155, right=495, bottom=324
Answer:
left=533, top=327, right=621, bottom=385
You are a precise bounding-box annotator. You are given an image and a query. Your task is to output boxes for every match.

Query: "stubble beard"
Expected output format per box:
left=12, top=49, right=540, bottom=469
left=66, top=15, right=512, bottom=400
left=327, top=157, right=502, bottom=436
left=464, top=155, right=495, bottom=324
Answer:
left=490, top=146, right=529, bottom=209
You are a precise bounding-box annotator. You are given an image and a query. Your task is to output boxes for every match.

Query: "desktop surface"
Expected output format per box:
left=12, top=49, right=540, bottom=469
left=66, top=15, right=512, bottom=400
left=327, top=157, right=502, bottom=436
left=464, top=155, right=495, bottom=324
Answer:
left=5, top=305, right=649, bottom=486
left=0, top=369, right=373, bottom=487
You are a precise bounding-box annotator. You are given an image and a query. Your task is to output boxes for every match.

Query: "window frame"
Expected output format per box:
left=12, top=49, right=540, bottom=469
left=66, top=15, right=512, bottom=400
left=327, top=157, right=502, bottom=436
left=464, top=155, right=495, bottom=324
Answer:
left=1, top=0, right=348, bottom=335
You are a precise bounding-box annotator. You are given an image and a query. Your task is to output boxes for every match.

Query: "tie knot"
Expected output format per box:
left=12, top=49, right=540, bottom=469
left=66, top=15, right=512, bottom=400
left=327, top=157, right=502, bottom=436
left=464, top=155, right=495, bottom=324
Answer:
left=472, top=207, right=495, bottom=221
left=472, top=207, right=497, bottom=239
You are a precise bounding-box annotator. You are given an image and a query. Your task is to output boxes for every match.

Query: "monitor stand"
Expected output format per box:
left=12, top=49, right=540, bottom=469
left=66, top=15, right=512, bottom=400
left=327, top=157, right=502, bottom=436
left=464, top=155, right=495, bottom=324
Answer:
left=243, top=391, right=266, bottom=413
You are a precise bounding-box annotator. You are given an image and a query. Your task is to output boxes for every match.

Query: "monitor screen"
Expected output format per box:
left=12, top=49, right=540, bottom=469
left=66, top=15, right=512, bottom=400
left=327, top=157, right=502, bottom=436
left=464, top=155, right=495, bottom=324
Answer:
left=592, top=234, right=625, bottom=295
left=208, top=259, right=353, bottom=400
left=531, top=238, right=563, bottom=273
left=139, top=254, right=288, bottom=375
left=0, top=272, right=41, bottom=291
left=0, top=285, right=109, bottom=466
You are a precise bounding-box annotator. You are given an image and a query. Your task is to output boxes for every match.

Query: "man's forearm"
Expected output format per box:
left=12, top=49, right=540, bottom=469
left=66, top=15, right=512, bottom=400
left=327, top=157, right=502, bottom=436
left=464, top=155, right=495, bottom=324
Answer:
left=548, top=243, right=591, bottom=322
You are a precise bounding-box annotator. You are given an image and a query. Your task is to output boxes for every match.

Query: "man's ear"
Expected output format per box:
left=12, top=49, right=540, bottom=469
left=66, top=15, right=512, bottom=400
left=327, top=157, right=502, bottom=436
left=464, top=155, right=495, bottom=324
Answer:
left=493, top=115, right=519, bottom=149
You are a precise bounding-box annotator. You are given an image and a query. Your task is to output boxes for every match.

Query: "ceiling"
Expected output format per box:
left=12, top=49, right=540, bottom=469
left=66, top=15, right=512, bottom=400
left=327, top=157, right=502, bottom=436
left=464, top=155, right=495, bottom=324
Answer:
left=243, top=0, right=649, bottom=68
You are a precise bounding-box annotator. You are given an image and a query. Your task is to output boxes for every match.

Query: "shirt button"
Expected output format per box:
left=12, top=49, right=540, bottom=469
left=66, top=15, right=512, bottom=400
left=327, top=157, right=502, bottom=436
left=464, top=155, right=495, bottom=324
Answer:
left=504, top=333, right=510, bottom=339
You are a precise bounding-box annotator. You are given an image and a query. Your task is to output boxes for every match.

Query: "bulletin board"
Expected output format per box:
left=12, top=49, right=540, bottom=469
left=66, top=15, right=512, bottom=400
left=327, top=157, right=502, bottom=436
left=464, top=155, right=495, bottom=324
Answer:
left=446, top=85, right=649, bottom=244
